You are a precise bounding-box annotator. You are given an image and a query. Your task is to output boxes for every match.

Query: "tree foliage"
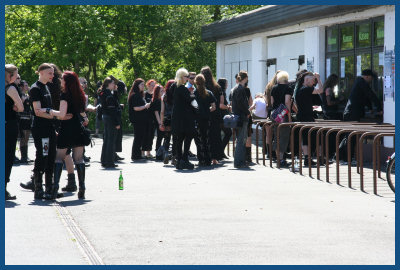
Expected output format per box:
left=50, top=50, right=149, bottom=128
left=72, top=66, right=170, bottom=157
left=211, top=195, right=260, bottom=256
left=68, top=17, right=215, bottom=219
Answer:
left=5, top=5, right=261, bottom=129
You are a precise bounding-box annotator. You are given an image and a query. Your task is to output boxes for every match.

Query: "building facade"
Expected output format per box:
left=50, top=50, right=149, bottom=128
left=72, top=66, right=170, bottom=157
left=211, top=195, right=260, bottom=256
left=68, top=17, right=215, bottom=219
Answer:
left=202, top=5, right=395, bottom=134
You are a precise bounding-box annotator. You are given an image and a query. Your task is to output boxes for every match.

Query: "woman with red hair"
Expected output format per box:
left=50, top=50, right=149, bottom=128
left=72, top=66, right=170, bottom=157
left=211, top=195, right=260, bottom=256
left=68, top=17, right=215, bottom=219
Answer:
left=40, top=71, right=89, bottom=200
left=143, top=79, right=157, bottom=158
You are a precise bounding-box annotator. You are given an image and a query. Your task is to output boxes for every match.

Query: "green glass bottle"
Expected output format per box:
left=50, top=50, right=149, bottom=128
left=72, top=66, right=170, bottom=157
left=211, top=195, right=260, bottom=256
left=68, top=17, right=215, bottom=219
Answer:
left=119, top=171, right=124, bottom=190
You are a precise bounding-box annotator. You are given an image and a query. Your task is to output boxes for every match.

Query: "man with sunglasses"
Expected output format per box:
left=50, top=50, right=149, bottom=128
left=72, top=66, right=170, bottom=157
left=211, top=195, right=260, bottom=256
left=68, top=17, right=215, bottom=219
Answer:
left=185, top=72, right=198, bottom=158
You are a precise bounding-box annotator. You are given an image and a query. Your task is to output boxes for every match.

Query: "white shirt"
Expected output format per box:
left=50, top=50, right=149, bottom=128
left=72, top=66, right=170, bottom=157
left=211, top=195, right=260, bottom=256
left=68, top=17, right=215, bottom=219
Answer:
left=252, top=97, right=268, bottom=118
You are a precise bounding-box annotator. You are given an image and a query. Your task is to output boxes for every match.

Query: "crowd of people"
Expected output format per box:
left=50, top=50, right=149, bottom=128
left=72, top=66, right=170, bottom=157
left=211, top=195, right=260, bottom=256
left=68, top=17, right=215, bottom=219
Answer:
left=5, top=62, right=383, bottom=201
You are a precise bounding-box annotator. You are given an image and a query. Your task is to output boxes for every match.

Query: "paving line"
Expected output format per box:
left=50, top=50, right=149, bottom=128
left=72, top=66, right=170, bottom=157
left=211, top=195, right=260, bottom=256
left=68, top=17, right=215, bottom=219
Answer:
left=52, top=201, right=105, bottom=265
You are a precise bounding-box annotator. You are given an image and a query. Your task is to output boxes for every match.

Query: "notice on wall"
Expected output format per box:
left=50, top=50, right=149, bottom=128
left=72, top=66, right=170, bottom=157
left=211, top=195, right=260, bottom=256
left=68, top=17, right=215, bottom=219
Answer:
left=379, top=52, right=384, bottom=66
left=307, top=58, right=314, bottom=73
left=326, top=59, right=331, bottom=77
left=340, top=57, right=345, bottom=78
left=384, top=50, right=395, bottom=101
left=356, top=55, right=362, bottom=76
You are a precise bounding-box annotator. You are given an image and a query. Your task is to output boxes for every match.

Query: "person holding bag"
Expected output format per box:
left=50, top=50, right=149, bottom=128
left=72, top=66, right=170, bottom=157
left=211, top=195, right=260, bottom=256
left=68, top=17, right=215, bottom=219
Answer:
left=270, top=71, right=292, bottom=167
left=230, top=70, right=250, bottom=169
left=39, top=71, right=89, bottom=200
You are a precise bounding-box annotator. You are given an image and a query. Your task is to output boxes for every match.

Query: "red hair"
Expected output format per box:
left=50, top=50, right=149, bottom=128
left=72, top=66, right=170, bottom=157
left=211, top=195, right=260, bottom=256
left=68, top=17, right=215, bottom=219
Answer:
left=146, top=79, right=157, bottom=88
left=62, top=71, right=86, bottom=113
left=152, top=84, right=162, bottom=102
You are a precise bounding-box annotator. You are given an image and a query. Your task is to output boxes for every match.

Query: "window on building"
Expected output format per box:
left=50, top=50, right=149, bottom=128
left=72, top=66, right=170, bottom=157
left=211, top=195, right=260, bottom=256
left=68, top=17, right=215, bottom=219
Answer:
left=325, top=17, right=384, bottom=103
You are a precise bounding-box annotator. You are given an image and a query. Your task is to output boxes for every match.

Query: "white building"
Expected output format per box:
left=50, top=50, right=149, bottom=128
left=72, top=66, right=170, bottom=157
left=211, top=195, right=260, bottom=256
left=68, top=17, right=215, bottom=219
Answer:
left=202, top=5, right=395, bottom=129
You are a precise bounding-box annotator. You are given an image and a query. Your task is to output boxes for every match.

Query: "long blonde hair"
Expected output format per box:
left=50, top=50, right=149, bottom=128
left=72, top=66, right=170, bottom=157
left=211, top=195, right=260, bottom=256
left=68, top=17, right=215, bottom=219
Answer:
left=264, top=70, right=281, bottom=106
left=175, top=68, right=189, bottom=87
left=5, top=64, right=17, bottom=84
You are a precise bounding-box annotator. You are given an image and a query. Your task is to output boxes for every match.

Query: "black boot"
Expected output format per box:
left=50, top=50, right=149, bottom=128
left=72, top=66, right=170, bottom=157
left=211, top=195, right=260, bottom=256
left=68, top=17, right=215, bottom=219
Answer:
left=20, top=173, right=35, bottom=191
left=33, top=172, right=44, bottom=200
left=51, top=163, right=64, bottom=200
left=5, top=183, right=16, bottom=201
left=62, top=173, right=77, bottom=192
left=246, top=147, right=252, bottom=163
left=44, top=171, right=53, bottom=200
left=76, top=163, right=86, bottom=199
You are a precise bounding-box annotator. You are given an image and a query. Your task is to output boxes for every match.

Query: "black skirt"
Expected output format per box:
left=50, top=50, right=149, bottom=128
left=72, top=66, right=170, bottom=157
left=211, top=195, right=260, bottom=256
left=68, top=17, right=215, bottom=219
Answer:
left=57, top=116, right=86, bottom=149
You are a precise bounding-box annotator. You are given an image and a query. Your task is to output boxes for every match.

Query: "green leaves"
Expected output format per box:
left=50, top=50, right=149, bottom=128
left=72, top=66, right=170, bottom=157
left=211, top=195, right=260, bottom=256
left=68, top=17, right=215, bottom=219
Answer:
left=6, top=5, right=261, bottom=129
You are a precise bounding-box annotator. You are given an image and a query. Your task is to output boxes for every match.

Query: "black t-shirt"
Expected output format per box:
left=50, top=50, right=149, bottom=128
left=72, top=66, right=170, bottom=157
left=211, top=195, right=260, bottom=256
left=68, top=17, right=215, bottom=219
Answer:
left=5, top=83, right=17, bottom=122
left=194, top=89, right=216, bottom=120
left=151, top=99, right=161, bottom=122
left=129, top=93, right=148, bottom=124
left=29, top=81, right=54, bottom=128
left=294, top=86, right=315, bottom=122
left=271, top=84, right=292, bottom=110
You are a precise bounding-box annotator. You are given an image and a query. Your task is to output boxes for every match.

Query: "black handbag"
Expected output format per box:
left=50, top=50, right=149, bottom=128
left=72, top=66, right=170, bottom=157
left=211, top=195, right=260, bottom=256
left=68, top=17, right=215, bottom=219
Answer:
left=77, top=114, right=92, bottom=146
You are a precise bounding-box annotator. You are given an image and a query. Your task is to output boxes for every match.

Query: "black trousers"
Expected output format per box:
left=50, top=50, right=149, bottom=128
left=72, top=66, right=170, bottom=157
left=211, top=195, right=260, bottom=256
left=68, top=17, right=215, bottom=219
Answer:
left=101, top=115, right=117, bottom=165
left=115, top=124, right=123, bottom=152
left=5, top=120, right=18, bottom=183
left=209, top=118, right=223, bottom=160
left=221, top=126, right=232, bottom=153
left=31, top=125, right=57, bottom=187
left=142, top=120, right=156, bottom=151
left=132, top=122, right=147, bottom=159
left=175, top=131, right=193, bottom=162
left=155, top=127, right=165, bottom=153
left=195, top=119, right=211, bottom=164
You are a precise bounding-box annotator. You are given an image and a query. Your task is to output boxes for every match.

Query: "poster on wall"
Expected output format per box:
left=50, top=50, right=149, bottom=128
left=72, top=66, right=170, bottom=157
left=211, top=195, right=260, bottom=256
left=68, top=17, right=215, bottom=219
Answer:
left=340, top=57, right=345, bottom=78
left=326, top=59, right=331, bottom=77
left=356, top=55, right=362, bottom=76
left=384, top=49, right=395, bottom=101
left=307, top=58, right=314, bottom=73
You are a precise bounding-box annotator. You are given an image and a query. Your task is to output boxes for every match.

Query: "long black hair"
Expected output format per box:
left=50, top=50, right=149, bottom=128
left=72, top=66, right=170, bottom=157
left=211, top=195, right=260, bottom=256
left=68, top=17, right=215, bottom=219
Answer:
left=323, top=74, right=339, bottom=91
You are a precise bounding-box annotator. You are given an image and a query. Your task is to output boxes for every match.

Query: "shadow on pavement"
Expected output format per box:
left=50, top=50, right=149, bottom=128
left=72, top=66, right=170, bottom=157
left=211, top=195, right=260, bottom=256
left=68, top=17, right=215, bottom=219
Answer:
left=5, top=201, right=20, bottom=208
left=59, top=200, right=93, bottom=207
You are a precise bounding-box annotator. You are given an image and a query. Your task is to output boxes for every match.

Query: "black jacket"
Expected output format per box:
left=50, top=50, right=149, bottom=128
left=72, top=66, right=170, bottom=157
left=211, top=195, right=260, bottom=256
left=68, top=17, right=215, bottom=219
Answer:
left=343, top=77, right=382, bottom=121
left=231, top=84, right=250, bottom=121
left=98, top=88, right=121, bottom=126
left=171, top=83, right=196, bottom=134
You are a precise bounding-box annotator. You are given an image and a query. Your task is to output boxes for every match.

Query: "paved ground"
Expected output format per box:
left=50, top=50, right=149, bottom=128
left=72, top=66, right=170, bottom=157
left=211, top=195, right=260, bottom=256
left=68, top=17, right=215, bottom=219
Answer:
left=5, top=135, right=395, bottom=265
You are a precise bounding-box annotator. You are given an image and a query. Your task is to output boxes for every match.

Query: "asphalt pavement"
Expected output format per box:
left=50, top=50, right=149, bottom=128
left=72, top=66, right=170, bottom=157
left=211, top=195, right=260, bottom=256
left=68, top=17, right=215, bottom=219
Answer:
left=5, top=135, right=395, bottom=265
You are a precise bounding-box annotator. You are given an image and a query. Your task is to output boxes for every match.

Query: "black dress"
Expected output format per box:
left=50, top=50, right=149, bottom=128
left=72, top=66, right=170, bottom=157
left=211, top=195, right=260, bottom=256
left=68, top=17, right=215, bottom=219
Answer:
left=57, top=93, right=86, bottom=149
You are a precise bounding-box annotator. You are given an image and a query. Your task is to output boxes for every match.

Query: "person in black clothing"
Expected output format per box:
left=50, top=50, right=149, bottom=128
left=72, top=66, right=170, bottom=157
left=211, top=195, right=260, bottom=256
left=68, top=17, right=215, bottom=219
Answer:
left=217, top=78, right=232, bottom=159
left=5, top=64, right=24, bottom=200
left=29, top=63, right=60, bottom=199
left=143, top=79, right=157, bottom=158
left=39, top=71, right=89, bottom=199
left=294, top=72, right=323, bottom=166
left=98, top=77, right=121, bottom=168
left=320, top=74, right=343, bottom=120
left=160, top=80, right=176, bottom=164
left=18, top=79, right=33, bottom=164
left=200, top=66, right=224, bottom=165
left=128, top=78, right=151, bottom=161
left=231, top=71, right=250, bottom=168
left=110, top=77, right=126, bottom=162
left=244, top=83, right=254, bottom=163
left=194, top=74, right=216, bottom=166
left=343, top=69, right=382, bottom=121
left=171, top=68, right=196, bottom=170
left=151, top=84, right=165, bottom=159
left=270, top=71, right=293, bottom=167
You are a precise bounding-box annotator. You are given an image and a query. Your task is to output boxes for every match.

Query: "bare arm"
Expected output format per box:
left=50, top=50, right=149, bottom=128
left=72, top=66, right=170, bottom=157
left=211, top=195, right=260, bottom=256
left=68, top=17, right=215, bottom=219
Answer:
left=160, top=100, right=165, bottom=125
left=219, top=95, right=228, bottom=110
left=33, top=101, right=54, bottom=119
left=134, top=103, right=150, bottom=111
left=312, top=73, right=323, bottom=94
left=7, top=86, right=23, bottom=112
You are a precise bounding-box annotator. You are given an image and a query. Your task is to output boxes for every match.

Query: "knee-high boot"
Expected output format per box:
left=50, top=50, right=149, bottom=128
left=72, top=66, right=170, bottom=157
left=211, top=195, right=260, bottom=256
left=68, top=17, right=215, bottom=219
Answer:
left=76, top=163, right=86, bottom=199
left=51, top=162, right=64, bottom=200
left=33, top=171, right=44, bottom=200
left=62, top=173, right=77, bottom=192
